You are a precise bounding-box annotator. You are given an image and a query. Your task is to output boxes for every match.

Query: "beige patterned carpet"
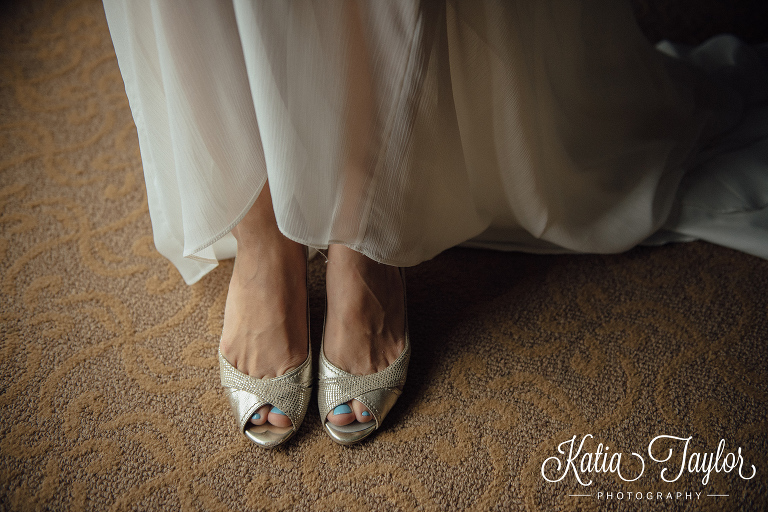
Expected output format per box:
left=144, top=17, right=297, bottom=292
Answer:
left=1, top=1, right=767, bottom=511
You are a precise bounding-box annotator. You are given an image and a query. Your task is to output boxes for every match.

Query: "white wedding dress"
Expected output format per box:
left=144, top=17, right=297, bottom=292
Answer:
left=103, top=0, right=768, bottom=284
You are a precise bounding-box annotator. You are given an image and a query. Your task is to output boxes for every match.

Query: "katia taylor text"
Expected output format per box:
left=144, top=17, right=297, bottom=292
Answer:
left=540, top=434, right=756, bottom=486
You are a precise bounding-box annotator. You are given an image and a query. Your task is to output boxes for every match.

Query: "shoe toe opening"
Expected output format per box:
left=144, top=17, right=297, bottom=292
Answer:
left=244, top=424, right=294, bottom=448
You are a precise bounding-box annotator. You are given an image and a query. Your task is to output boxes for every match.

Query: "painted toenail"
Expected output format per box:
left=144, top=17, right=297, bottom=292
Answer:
left=271, top=407, right=286, bottom=416
left=361, top=411, right=370, bottom=417
left=250, top=413, right=261, bottom=421
left=333, top=404, right=352, bottom=415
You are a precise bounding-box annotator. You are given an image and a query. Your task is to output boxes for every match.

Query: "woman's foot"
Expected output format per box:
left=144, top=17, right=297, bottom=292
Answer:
left=219, top=185, right=308, bottom=430
left=322, top=244, right=406, bottom=427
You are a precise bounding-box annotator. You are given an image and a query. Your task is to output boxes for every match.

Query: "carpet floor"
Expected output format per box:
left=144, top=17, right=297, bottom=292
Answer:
left=1, top=1, right=767, bottom=511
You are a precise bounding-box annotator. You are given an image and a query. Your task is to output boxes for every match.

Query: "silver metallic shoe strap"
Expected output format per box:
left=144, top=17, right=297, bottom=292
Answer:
left=219, top=349, right=313, bottom=430
left=317, top=336, right=410, bottom=425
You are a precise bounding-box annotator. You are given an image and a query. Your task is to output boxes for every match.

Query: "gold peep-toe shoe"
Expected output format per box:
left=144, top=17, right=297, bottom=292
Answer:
left=218, top=252, right=312, bottom=449
left=317, top=268, right=410, bottom=445
left=219, top=346, right=312, bottom=448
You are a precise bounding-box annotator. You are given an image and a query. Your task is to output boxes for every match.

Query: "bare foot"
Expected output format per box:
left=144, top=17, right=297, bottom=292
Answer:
left=322, top=244, right=405, bottom=427
left=219, top=185, right=308, bottom=429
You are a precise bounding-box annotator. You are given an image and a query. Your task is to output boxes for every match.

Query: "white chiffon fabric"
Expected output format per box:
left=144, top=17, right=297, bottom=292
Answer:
left=103, top=0, right=768, bottom=284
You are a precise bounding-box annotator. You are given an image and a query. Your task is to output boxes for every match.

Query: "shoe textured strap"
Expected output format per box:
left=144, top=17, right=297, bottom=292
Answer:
left=317, top=336, right=410, bottom=428
left=219, top=349, right=313, bottom=432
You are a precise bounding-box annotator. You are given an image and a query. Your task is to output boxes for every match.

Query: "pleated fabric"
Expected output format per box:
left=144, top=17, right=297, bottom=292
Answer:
left=103, top=0, right=768, bottom=284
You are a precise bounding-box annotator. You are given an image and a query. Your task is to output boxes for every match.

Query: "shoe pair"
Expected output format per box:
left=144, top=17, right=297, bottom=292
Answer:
left=218, top=268, right=410, bottom=448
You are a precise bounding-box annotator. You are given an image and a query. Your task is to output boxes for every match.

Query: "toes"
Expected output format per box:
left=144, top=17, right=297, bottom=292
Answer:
left=326, top=403, right=356, bottom=426
left=267, top=406, right=293, bottom=428
left=247, top=405, right=294, bottom=428
left=326, top=401, right=374, bottom=426
left=249, top=405, right=270, bottom=426
left=351, top=399, right=373, bottom=423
